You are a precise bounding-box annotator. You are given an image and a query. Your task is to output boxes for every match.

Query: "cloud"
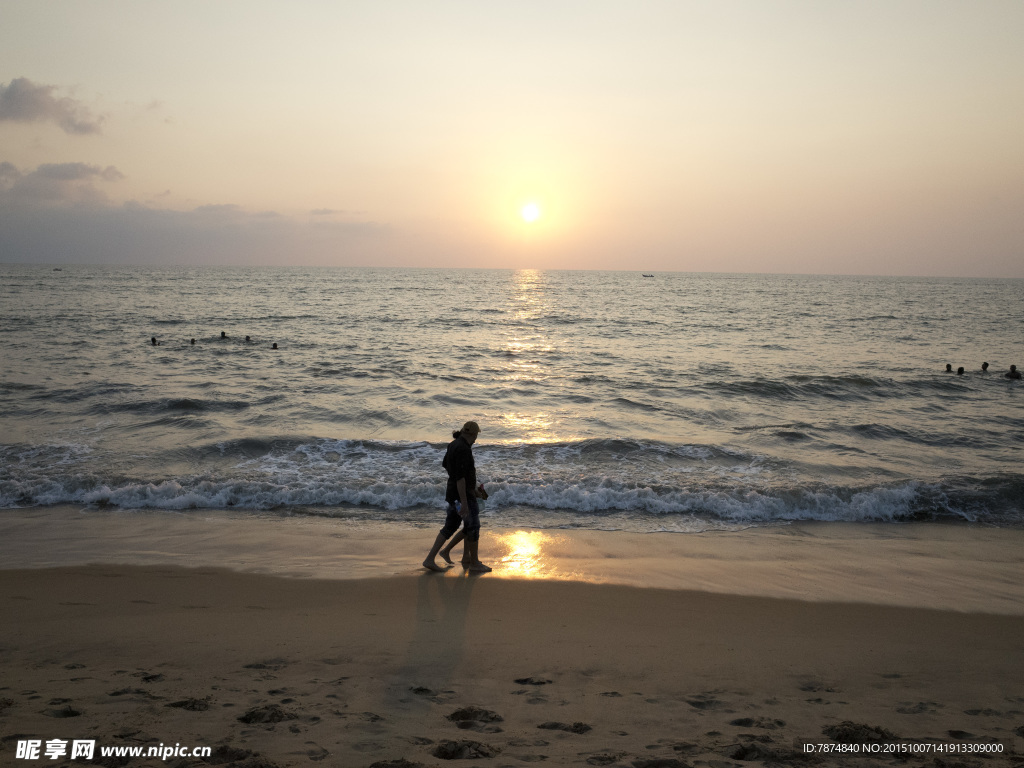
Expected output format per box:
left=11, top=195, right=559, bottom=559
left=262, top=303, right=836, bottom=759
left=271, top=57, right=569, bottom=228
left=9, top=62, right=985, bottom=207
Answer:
left=33, top=162, right=124, bottom=182
left=0, top=161, right=393, bottom=265
left=0, top=77, right=103, bottom=134
left=0, top=161, right=123, bottom=206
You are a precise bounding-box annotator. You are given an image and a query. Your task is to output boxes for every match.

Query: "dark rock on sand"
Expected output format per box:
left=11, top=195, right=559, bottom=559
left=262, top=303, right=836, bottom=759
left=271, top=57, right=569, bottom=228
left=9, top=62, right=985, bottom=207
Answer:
left=367, top=760, right=431, bottom=768
left=515, top=677, right=553, bottom=685
left=822, top=722, right=896, bottom=743
left=237, top=704, right=299, bottom=724
left=432, top=739, right=501, bottom=759
left=632, top=759, right=691, bottom=768
left=537, top=721, right=592, bottom=734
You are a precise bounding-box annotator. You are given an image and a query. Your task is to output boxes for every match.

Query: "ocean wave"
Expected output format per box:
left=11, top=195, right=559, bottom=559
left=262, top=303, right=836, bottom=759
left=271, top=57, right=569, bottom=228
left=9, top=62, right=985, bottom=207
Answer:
left=2, top=437, right=1020, bottom=528
left=84, top=397, right=252, bottom=415
left=2, top=473, right=1020, bottom=527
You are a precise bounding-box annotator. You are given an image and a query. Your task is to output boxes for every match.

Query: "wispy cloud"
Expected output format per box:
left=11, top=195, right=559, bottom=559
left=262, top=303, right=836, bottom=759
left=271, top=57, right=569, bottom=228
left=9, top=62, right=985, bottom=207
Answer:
left=0, top=77, right=103, bottom=135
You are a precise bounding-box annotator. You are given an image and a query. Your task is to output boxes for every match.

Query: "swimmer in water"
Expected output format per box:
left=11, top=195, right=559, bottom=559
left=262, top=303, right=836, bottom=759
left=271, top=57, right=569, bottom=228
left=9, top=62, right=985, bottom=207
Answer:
left=190, top=338, right=196, bottom=345
left=221, top=331, right=227, bottom=339
left=957, top=367, right=964, bottom=376
left=271, top=343, right=278, bottom=350
left=945, top=364, right=953, bottom=372
left=981, top=362, right=989, bottom=372
left=151, top=337, right=160, bottom=346
left=1006, top=365, right=1021, bottom=380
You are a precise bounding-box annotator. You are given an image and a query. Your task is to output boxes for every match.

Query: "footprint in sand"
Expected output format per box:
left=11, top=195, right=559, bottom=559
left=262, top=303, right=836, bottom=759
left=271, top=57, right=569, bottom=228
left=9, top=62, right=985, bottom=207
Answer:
left=432, top=739, right=501, bottom=759
left=949, top=730, right=977, bottom=740
left=583, top=752, right=626, bottom=766
left=895, top=701, right=942, bottom=715
left=237, top=704, right=299, bottom=724
left=537, top=721, right=591, bottom=734
left=729, top=717, right=786, bottom=730
left=305, top=743, right=330, bottom=761
left=686, top=694, right=725, bottom=711
left=42, top=704, right=81, bottom=718
left=243, top=659, right=289, bottom=671
left=447, top=706, right=504, bottom=733
left=514, top=677, right=553, bottom=686
left=165, top=697, right=211, bottom=711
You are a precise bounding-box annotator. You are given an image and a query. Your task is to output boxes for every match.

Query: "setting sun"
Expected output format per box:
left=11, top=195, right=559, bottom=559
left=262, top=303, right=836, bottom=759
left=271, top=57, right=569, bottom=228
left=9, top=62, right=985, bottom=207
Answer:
left=520, top=202, right=541, bottom=223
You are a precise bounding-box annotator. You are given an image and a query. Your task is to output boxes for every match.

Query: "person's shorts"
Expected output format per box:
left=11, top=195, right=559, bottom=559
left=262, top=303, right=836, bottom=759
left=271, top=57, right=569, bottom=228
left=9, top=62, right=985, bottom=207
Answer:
left=439, top=497, right=480, bottom=543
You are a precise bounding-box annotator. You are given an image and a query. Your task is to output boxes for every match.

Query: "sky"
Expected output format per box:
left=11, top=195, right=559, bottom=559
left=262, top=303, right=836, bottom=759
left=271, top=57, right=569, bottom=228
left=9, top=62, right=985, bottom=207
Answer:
left=1, top=1, right=1022, bottom=276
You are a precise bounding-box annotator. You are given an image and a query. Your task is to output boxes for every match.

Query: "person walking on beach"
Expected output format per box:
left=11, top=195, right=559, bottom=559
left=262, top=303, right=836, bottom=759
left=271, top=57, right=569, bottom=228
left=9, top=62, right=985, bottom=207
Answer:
left=423, top=421, right=492, bottom=573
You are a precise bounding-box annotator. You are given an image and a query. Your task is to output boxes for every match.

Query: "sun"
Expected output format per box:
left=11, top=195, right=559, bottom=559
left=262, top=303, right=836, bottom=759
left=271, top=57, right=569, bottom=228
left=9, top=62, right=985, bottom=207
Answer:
left=520, top=202, right=541, bottom=223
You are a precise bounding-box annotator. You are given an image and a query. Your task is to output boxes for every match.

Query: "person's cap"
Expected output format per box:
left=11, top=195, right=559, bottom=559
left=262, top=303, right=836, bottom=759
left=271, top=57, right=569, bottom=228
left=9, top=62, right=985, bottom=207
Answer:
left=462, top=421, right=481, bottom=435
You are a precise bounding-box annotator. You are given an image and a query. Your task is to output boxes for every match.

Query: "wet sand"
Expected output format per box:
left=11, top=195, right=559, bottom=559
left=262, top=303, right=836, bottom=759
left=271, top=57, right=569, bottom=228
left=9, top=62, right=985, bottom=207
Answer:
left=3, top=505, right=1024, bottom=613
left=2, top=509, right=1024, bottom=766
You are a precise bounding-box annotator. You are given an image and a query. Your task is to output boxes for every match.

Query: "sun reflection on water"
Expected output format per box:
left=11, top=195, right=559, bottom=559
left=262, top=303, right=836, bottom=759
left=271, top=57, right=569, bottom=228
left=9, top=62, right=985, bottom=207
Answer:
left=496, top=411, right=556, bottom=443
left=495, top=530, right=555, bottom=578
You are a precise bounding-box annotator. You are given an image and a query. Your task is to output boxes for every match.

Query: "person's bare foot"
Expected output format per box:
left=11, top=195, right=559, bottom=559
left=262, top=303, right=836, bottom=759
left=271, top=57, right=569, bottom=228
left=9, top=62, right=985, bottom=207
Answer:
left=439, top=550, right=454, bottom=565
left=422, top=560, right=448, bottom=572
left=467, top=562, right=492, bottom=573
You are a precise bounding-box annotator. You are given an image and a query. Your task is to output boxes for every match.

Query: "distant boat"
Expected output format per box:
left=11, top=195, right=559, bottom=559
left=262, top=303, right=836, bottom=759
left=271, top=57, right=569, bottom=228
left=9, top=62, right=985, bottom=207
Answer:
left=641, top=273, right=654, bottom=277
left=53, top=268, right=62, bottom=272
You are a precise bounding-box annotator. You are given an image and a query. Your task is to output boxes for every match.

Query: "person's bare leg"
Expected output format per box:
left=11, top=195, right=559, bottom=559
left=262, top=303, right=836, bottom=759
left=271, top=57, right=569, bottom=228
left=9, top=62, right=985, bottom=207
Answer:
left=465, top=539, right=491, bottom=573
left=423, top=531, right=452, bottom=571
left=439, top=530, right=465, bottom=565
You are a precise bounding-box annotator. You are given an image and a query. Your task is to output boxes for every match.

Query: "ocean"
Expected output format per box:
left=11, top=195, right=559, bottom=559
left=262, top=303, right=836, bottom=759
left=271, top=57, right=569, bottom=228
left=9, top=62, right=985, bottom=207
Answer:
left=2, top=265, right=1022, bottom=534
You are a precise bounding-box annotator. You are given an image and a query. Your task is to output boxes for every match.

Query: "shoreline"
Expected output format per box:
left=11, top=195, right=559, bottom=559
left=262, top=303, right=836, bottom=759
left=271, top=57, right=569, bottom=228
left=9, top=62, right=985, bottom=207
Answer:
left=2, top=505, right=1024, bottom=614
left=3, top=565, right=1024, bottom=767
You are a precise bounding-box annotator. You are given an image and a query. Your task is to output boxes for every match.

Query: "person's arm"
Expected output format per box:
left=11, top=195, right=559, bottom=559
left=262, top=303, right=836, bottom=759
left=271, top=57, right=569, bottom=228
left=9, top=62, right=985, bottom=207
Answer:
left=456, top=477, right=470, bottom=519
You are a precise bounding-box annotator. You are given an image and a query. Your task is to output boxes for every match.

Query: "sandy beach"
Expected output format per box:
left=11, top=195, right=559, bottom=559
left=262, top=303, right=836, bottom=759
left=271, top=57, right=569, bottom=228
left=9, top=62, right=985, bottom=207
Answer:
left=2, top=510, right=1024, bottom=767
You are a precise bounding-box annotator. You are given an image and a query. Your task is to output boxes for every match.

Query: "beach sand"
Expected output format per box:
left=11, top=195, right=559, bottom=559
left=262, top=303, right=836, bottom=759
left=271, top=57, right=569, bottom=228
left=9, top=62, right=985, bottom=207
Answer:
left=2, top=510, right=1024, bottom=766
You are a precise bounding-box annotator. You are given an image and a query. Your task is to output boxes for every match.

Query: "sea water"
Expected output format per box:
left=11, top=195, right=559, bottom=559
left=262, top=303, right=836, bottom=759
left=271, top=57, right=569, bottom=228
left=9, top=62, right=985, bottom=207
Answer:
left=1, top=266, right=1022, bottom=533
